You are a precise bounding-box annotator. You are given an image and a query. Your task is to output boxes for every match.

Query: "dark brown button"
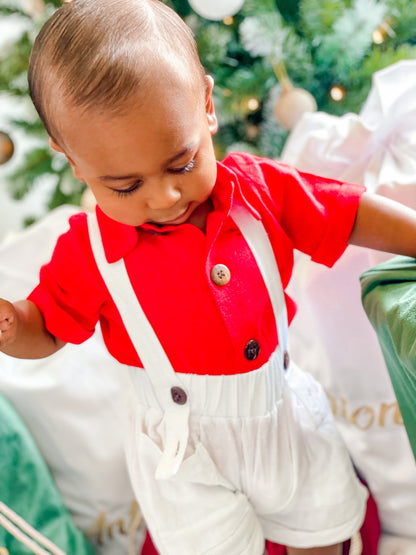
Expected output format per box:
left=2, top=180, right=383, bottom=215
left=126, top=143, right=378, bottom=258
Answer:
left=171, top=386, right=187, bottom=405
left=283, top=350, right=290, bottom=370
left=244, top=339, right=260, bottom=361
left=211, top=264, right=231, bottom=286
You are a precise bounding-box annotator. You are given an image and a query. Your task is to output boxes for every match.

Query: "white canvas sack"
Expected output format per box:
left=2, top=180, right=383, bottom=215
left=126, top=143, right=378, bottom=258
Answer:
left=0, top=205, right=145, bottom=555
left=281, top=60, right=416, bottom=545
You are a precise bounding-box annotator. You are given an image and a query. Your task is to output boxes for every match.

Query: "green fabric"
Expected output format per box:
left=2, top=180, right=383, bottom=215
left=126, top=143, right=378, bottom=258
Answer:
left=360, top=255, right=416, bottom=460
left=0, top=393, right=94, bottom=554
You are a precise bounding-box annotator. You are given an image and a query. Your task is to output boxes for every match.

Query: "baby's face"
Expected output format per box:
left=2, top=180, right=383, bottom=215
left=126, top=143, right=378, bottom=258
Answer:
left=52, top=72, right=218, bottom=228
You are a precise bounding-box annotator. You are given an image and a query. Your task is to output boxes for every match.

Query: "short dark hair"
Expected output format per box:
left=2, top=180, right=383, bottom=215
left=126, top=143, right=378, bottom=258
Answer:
left=28, top=0, right=205, bottom=142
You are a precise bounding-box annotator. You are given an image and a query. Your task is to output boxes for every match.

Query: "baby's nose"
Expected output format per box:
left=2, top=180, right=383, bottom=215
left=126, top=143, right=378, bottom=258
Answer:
left=147, top=182, right=181, bottom=210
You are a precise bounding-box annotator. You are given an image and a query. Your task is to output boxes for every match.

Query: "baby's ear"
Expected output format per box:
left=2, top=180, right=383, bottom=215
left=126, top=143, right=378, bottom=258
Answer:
left=48, top=137, right=64, bottom=154
left=204, top=75, right=218, bottom=135
left=49, top=137, right=84, bottom=182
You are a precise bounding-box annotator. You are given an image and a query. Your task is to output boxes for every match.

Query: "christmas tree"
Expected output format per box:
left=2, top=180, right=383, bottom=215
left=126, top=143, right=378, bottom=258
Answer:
left=0, top=0, right=416, bottom=223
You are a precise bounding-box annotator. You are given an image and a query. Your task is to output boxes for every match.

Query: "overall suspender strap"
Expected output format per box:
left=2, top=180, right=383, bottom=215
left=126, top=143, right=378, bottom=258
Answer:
left=86, top=206, right=290, bottom=478
left=230, top=205, right=290, bottom=370
left=87, top=214, right=190, bottom=479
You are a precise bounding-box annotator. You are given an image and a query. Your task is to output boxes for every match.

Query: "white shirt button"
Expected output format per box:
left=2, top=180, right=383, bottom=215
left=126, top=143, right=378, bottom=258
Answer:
left=211, top=264, right=231, bottom=286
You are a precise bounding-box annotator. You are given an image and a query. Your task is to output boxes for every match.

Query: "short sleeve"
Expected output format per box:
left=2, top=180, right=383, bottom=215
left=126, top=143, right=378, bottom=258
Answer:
left=224, top=153, right=366, bottom=268
left=28, top=213, right=107, bottom=344
left=278, top=165, right=366, bottom=266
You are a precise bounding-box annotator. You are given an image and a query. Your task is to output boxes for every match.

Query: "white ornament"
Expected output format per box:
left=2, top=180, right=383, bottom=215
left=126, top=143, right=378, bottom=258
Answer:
left=189, top=0, right=245, bottom=21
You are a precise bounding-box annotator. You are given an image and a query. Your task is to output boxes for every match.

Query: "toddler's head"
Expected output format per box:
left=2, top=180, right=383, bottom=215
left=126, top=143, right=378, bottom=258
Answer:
left=29, top=0, right=206, bottom=145
left=28, top=0, right=219, bottom=228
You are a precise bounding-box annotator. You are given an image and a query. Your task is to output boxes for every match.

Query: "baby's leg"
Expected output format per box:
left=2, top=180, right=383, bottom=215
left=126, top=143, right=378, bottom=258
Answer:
left=286, top=543, right=342, bottom=555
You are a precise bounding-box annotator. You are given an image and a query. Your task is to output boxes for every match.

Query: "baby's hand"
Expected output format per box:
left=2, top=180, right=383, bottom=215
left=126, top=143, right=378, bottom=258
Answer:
left=0, top=299, right=18, bottom=348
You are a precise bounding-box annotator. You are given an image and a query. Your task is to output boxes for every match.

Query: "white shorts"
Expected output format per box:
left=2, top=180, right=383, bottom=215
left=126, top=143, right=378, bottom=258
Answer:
left=124, top=352, right=368, bottom=555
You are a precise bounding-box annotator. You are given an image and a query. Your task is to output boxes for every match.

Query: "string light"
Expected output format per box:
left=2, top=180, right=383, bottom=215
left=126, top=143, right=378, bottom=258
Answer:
left=372, top=28, right=384, bottom=44
left=372, top=18, right=395, bottom=45
left=247, top=98, right=260, bottom=111
left=330, top=85, right=346, bottom=102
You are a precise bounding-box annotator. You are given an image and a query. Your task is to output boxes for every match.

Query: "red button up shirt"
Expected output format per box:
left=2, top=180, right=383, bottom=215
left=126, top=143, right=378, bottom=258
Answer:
left=29, top=153, right=365, bottom=375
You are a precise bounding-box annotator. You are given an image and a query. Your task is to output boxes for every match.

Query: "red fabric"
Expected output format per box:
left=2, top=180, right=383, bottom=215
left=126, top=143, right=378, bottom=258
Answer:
left=29, top=153, right=364, bottom=375
left=357, top=483, right=381, bottom=555
left=141, top=484, right=380, bottom=555
left=141, top=532, right=159, bottom=555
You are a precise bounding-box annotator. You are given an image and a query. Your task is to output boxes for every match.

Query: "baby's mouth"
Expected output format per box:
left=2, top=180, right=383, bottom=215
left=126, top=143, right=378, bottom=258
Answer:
left=155, top=204, right=192, bottom=225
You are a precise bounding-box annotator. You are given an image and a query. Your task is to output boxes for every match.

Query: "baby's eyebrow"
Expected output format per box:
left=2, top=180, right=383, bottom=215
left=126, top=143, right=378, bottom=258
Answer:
left=98, top=173, right=142, bottom=182
left=98, top=143, right=197, bottom=182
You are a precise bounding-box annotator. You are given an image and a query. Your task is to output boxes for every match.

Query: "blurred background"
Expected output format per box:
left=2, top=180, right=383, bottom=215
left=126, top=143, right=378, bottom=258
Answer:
left=0, top=0, right=415, bottom=235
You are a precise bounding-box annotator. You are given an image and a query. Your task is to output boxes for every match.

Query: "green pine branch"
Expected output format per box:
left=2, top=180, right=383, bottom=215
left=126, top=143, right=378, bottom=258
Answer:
left=0, top=31, right=32, bottom=94
left=8, top=147, right=54, bottom=200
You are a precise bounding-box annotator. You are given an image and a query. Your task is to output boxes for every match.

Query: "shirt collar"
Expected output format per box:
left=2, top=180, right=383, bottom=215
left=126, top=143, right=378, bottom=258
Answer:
left=95, top=159, right=261, bottom=263
left=95, top=206, right=139, bottom=263
left=215, top=158, right=261, bottom=221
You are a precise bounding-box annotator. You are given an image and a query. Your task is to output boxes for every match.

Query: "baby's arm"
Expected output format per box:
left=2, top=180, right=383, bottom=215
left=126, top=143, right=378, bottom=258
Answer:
left=0, top=298, right=66, bottom=359
left=349, top=192, right=416, bottom=257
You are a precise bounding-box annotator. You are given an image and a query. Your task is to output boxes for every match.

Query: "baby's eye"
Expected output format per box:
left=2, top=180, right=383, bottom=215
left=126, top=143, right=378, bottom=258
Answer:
left=170, top=158, right=197, bottom=175
left=111, top=181, right=142, bottom=197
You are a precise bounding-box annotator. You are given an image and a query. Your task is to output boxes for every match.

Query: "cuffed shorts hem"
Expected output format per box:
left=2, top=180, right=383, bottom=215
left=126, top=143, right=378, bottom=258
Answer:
left=262, top=482, right=368, bottom=549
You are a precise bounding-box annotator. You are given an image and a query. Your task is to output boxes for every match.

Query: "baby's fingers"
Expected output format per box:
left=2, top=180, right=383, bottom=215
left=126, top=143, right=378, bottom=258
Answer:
left=0, top=300, right=17, bottom=346
left=0, top=314, right=14, bottom=331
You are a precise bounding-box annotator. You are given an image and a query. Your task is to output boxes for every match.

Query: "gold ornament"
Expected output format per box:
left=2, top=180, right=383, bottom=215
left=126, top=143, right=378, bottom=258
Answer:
left=271, top=60, right=317, bottom=130
left=0, top=131, right=14, bottom=165
left=273, top=82, right=317, bottom=130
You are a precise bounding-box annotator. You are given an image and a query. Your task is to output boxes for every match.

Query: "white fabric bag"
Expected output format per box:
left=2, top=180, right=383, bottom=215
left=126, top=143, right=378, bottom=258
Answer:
left=281, top=60, right=416, bottom=544
left=0, top=205, right=145, bottom=554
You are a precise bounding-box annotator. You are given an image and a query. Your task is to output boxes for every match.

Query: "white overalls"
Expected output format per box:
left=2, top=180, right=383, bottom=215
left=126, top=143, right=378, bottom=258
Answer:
left=87, top=206, right=367, bottom=555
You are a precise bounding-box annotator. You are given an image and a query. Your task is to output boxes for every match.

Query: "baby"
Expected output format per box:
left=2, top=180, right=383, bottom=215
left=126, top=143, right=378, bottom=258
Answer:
left=2, top=1, right=416, bottom=553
